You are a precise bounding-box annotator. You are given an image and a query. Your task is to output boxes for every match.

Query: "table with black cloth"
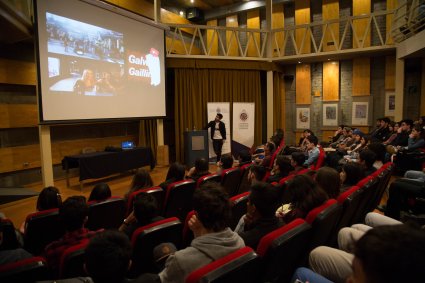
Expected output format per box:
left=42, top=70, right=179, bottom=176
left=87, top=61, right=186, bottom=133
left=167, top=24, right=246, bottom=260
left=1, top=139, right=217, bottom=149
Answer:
left=62, top=147, right=155, bottom=188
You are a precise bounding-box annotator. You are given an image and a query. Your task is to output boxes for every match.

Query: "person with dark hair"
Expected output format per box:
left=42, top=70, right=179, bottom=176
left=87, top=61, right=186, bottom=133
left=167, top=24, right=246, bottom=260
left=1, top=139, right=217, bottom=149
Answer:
left=366, top=143, right=385, bottom=169
left=125, top=168, right=154, bottom=201
left=205, top=113, right=226, bottom=163
left=248, top=165, right=267, bottom=183
left=119, top=192, right=163, bottom=239
left=347, top=225, right=425, bottom=283
left=358, top=149, right=377, bottom=176
left=238, top=150, right=252, bottom=166
left=20, top=186, right=63, bottom=234
left=89, top=183, right=112, bottom=202
left=187, top=158, right=210, bottom=183
left=290, top=152, right=306, bottom=175
left=217, top=154, right=234, bottom=174
left=236, top=182, right=283, bottom=249
left=159, top=162, right=186, bottom=191
left=255, top=142, right=275, bottom=169
left=44, top=196, right=98, bottom=274
left=316, top=167, right=341, bottom=199
left=0, top=219, right=33, bottom=265
left=276, top=175, right=328, bottom=223
left=304, top=135, right=320, bottom=167
left=393, top=125, right=425, bottom=171
left=85, top=231, right=133, bottom=283
left=397, top=124, right=425, bottom=152
left=340, top=163, right=365, bottom=192
left=372, top=117, right=391, bottom=142
left=159, top=183, right=244, bottom=283
left=267, top=155, right=292, bottom=183
left=273, top=128, right=285, bottom=147
left=298, top=129, right=314, bottom=151
left=331, top=125, right=345, bottom=143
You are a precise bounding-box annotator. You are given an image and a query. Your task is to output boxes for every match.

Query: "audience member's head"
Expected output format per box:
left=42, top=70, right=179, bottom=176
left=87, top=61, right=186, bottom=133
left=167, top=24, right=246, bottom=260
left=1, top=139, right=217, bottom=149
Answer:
left=360, top=135, right=369, bottom=146
left=133, top=192, right=160, bottom=226
left=303, top=129, right=313, bottom=137
left=287, top=175, right=328, bottom=213
left=401, top=119, right=413, bottom=131
left=36, top=186, right=62, bottom=211
left=366, top=143, right=385, bottom=162
left=130, top=168, right=153, bottom=191
left=315, top=167, right=341, bottom=199
left=194, top=158, right=209, bottom=174
left=248, top=182, right=281, bottom=219
left=306, top=135, right=318, bottom=148
left=273, top=128, right=284, bottom=145
left=194, top=183, right=231, bottom=232
left=238, top=150, right=252, bottom=165
left=60, top=196, right=88, bottom=232
left=359, top=149, right=377, bottom=169
left=274, top=155, right=292, bottom=177
left=265, top=142, right=276, bottom=156
left=249, top=165, right=267, bottom=182
left=165, top=162, right=186, bottom=182
left=85, top=230, right=132, bottom=283
left=291, top=152, right=306, bottom=167
left=341, top=163, right=364, bottom=186
left=411, top=124, right=425, bottom=139
left=380, top=117, right=390, bottom=127
left=348, top=225, right=425, bottom=283
left=88, top=183, right=111, bottom=202
left=220, top=154, right=234, bottom=170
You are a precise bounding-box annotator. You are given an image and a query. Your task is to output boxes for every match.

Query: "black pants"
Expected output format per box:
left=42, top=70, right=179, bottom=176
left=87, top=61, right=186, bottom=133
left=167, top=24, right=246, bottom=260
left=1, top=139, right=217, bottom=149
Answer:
left=212, top=139, right=224, bottom=162
left=385, top=179, right=425, bottom=220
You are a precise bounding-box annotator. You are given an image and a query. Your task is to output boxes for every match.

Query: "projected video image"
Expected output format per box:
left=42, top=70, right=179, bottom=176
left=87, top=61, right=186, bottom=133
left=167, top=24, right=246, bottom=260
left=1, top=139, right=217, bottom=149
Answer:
left=48, top=56, right=124, bottom=96
left=46, top=12, right=124, bottom=64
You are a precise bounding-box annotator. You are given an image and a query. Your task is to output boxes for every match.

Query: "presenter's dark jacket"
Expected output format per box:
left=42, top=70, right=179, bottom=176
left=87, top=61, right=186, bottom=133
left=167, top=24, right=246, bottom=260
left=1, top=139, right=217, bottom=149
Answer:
left=205, top=121, right=226, bottom=140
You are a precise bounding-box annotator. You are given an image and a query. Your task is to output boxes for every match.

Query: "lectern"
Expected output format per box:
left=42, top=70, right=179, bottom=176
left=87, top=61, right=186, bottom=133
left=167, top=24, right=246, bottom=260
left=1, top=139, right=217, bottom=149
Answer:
left=184, top=130, right=209, bottom=167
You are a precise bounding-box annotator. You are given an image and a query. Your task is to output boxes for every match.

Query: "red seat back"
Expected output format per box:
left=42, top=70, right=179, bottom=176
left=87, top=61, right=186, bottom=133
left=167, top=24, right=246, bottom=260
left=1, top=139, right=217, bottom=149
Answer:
left=185, top=247, right=260, bottom=283
left=59, top=241, right=89, bottom=278
left=196, top=173, right=221, bottom=188
left=236, top=163, right=252, bottom=195
left=87, top=196, right=126, bottom=230
left=311, top=146, right=325, bottom=170
left=130, top=217, right=182, bottom=277
left=163, top=180, right=196, bottom=221
left=126, top=187, right=164, bottom=215
left=221, top=168, right=241, bottom=197
left=0, top=257, right=48, bottom=282
left=257, top=219, right=312, bottom=283
left=229, top=192, right=250, bottom=230
left=182, top=210, right=195, bottom=248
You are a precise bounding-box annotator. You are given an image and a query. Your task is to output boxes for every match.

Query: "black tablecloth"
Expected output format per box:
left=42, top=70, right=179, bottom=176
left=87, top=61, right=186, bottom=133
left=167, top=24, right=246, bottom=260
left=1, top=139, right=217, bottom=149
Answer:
left=62, top=147, right=155, bottom=181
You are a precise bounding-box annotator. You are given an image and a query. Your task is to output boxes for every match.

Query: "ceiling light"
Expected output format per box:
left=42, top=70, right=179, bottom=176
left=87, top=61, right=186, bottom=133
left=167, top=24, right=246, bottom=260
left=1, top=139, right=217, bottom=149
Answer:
left=179, top=11, right=184, bottom=16
left=190, top=0, right=194, bottom=3
left=298, top=61, right=301, bottom=64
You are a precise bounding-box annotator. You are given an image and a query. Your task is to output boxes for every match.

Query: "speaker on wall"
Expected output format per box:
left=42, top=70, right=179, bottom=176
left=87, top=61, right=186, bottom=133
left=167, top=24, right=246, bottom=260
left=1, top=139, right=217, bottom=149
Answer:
left=186, top=8, right=204, bottom=22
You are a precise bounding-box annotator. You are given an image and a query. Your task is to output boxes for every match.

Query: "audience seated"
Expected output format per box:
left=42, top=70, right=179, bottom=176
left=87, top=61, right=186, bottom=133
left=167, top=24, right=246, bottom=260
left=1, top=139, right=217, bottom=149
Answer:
left=85, top=230, right=160, bottom=283
left=316, top=167, right=341, bottom=199
left=88, top=183, right=111, bottom=202
left=331, top=125, right=344, bottom=143
left=159, top=183, right=245, bottom=283
left=187, top=158, right=211, bottom=183
left=124, top=169, right=154, bottom=202
left=289, top=152, right=306, bottom=175
left=159, top=162, right=186, bottom=191
left=217, top=154, right=234, bottom=175
left=304, top=135, right=320, bottom=167
left=276, top=174, right=328, bottom=223
left=255, top=142, right=275, bottom=169
left=234, top=182, right=283, bottom=249
left=372, top=117, right=391, bottom=143
left=0, top=220, right=32, bottom=265
left=43, top=196, right=98, bottom=275
left=267, top=156, right=292, bottom=183
left=119, top=192, right=164, bottom=239
left=358, top=149, right=377, bottom=176
left=366, top=143, right=385, bottom=169
left=20, top=186, right=62, bottom=234
left=340, top=163, right=365, bottom=192
left=237, top=150, right=252, bottom=166
left=248, top=165, right=267, bottom=184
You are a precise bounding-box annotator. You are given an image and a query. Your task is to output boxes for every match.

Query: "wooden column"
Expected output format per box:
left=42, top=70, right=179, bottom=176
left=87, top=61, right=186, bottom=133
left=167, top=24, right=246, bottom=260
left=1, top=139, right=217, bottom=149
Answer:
left=296, top=64, right=311, bottom=104
left=323, top=61, right=340, bottom=101
left=353, top=57, right=371, bottom=96
left=322, top=0, right=339, bottom=52
left=385, top=55, right=396, bottom=90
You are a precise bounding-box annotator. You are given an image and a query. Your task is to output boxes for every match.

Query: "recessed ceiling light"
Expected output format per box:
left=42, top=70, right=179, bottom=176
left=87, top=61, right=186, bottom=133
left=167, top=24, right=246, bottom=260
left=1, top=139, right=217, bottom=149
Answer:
left=327, top=58, right=331, bottom=61
left=190, top=0, right=194, bottom=3
left=179, top=11, right=184, bottom=16
left=298, top=61, right=301, bottom=64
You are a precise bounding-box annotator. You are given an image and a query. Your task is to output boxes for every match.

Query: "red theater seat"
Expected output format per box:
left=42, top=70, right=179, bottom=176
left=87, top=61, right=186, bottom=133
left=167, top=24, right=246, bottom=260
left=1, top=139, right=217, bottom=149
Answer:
left=87, top=196, right=126, bottom=230
left=229, top=192, right=250, bottom=230
left=0, top=256, right=48, bottom=282
left=196, top=173, right=221, bottom=188
left=59, top=241, right=89, bottom=279
left=163, top=180, right=196, bottom=221
left=126, top=187, right=164, bottom=216
left=185, top=247, right=260, bottom=283
left=221, top=168, right=241, bottom=197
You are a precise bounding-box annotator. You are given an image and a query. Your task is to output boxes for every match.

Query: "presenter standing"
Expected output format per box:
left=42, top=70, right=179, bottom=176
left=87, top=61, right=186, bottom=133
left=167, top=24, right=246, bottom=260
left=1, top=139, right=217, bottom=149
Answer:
left=205, top=113, right=226, bottom=163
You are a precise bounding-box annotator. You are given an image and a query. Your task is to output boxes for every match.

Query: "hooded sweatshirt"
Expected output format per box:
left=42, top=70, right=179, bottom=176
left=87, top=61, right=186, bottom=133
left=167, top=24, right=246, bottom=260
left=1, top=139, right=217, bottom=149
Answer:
left=159, top=228, right=245, bottom=283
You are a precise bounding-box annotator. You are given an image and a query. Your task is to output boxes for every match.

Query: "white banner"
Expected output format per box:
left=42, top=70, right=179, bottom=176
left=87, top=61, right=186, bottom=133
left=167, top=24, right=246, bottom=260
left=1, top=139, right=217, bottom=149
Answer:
left=207, top=102, right=231, bottom=159
left=232, top=102, right=255, bottom=150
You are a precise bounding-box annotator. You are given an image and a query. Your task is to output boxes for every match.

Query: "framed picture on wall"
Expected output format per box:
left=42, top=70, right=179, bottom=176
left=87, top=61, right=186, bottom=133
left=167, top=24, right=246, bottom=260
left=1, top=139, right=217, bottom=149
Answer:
left=385, top=92, right=395, bottom=116
left=296, top=107, right=310, bottom=129
left=352, top=102, right=369, bottom=125
left=323, top=103, right=338, bottom=126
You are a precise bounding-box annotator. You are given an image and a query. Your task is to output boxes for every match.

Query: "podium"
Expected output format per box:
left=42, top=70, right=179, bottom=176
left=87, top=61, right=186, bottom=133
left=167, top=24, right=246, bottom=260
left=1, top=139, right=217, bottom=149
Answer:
left=184, top=130, right=209, bottom=167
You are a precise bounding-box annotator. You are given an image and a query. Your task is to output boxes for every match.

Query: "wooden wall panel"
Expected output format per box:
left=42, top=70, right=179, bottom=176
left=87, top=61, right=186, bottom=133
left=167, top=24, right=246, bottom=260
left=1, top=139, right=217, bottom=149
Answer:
left=322, top=0, right=339, bottom=52
left=385, top=55, right=395, bottom=90
left=295, top=131, right=303, bottom=145
left=322, top=130, right=336, bottom=142
left=207, top=20, right=218, bottom=56
left=353, top=57, right=370, bottom=96
left=0, top=135, right=137, bottom=173
left=0, top=104, right=38, bottom=128
left=296, top=64, right=311, bottom=104
left=280, top=75, right=286, bottom=130
left=295, top=0, right=311, bottom=54
left=386, top=0, right=398, bottom=45
left=272, top=3, right=284, bottom=57
left=323, top=61, right=340, bottom=101
left=226, top=15, right=239, bottom=56
left=353, top=0, right=371, bottom=48
left=247, top=10, right=260, bottom=57
left=0, top=59, right=36, bottom=85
